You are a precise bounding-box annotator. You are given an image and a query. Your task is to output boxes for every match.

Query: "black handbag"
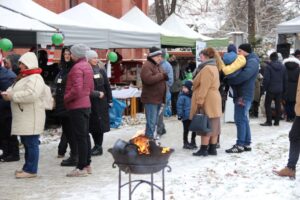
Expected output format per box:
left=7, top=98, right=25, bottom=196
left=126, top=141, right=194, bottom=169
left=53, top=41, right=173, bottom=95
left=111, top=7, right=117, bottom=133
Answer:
left=189, top=113, right=212, bottom=134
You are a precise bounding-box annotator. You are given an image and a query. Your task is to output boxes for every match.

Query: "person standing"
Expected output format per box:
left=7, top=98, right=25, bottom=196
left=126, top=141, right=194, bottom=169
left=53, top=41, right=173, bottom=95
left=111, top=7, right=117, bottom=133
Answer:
left=225, top=43, right=259, bottom=153
left=169, top=55, right=182, bottom=116
left=260, top=52, right=285, bottom=126
left=4, top=54, right=21, bottom=75
left=0, top=64, right=19, bottom=162
left=86, top=50, right=112, bottom=156
left=190, top=48, right=222, bottom=156
left=157, top=49, right=173, bottom=137
left=54, top=48, right=78, bottom=167
left=64, top=44, right=94, bottom=177
left=141, top=47, right=167, bottom=139
left=176, top=80, right=197, bottom=149
left=283, top=56, right=300, bottom=122
left=273, top=74, right=300, bottom=179
left=1, top=52, right=46, bottom=178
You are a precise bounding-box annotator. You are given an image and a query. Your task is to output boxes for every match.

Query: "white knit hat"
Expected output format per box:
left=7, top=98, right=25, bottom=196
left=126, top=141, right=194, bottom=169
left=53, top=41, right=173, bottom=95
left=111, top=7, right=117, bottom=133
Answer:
left=86, top=50, right=98, bottom=60
left=70, top=44, right=90, bottom=59
left=19, top=52, right=38, bottom=69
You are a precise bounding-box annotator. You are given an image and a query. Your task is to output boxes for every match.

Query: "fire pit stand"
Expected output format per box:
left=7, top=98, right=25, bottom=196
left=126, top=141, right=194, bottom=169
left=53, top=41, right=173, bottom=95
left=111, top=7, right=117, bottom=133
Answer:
left=112, top=162, right=172, bottom=200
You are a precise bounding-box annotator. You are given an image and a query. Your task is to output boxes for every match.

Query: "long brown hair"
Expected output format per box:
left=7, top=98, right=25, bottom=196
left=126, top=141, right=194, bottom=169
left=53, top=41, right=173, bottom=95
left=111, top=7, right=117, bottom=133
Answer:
left=201, top=47, right=223, bottom=71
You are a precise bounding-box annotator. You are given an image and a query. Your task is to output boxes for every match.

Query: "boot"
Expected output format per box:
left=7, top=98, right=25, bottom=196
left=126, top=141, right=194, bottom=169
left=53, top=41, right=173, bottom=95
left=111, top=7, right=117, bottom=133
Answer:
left=61, top=156, right=78, bottom=167
left=208, top=144, right=217, bottom=155
left=0, top=154, right=20, bottom=162
left=273, top=167, right=296, bottom=179
left=192, top=145, right=208, bottom=156
left=183, top=142, right=192, bottom=150
left=91, top=145, right=103, bottom=156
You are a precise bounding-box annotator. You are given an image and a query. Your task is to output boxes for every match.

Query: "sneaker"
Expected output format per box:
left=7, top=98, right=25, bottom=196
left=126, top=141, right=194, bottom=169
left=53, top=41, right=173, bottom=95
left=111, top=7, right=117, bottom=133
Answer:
left=91, top=146, right=103, bottom=156
left=83, top=165, right=92, bottom=174
left=244, top=145, right=252, bottom=152
left=15, top=171, right=37, bottom=179
left=61, top=157, right=77, bottom=167
left=273, top=167, right=296, bottom=179
left=189, top=142, right=198, bottom=150
left=225, top=144, right=244, bottom=153
left=15, top=169, right=23, bottom=175
left=183, top=143, right=192, bottom=149
left=66, top=168, right=88, bottom=177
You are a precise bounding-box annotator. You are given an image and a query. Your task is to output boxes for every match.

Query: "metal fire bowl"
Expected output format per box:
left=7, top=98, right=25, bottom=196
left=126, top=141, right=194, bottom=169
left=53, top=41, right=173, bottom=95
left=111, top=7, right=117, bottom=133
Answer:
left=108, top=148, right=174, bottom=174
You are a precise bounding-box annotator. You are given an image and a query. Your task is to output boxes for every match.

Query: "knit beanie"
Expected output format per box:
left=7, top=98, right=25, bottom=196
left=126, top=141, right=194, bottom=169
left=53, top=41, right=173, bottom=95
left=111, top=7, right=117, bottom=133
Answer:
left=227, top=44, right=237, bottom=53
left=70, top=44, right=90, bottom=59
left=238, top=43, right=252, bottom=54
left=294, top=49, right=300, bottom=57
left=19, top=52, right=39, bottom=69
left=183, top=80, right=193, bottom=91
left=86, top=50, right=98, bottom=60
left=148, top=46, right=162, bottom=57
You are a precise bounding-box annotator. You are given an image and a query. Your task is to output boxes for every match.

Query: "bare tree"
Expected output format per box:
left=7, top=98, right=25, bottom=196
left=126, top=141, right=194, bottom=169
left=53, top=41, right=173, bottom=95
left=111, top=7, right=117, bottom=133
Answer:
left=154, top=0, right=178, bottom=24
left=248, top=0, right=256, bottom=45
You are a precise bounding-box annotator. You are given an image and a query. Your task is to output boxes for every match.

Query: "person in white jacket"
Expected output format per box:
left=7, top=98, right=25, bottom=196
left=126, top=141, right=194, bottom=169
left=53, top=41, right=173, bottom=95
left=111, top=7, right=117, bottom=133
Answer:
left=1, top=52, right=46, bottom=179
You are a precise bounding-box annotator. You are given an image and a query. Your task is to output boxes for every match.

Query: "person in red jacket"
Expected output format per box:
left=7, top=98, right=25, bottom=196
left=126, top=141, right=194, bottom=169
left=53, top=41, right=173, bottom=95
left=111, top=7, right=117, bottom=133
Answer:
left=64, top=44, right=94, bottom=177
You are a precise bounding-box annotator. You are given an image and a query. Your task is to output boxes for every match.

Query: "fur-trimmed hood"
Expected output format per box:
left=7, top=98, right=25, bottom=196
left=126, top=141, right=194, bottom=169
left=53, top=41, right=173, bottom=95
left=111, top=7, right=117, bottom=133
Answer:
left=283, top=57, right=300, bottom=67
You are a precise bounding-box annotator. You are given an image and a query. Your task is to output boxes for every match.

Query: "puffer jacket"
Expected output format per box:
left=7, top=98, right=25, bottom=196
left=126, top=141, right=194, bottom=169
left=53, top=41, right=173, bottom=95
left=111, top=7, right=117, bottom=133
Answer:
left=263, top=60, right=285, bottom=94
left=283, top=57, right=300, bottom=101
left=176, top=92, right=192, bottom=120
left=7, top=74, right=45, bottom=135
left=64, top=58, right=94, bottom=110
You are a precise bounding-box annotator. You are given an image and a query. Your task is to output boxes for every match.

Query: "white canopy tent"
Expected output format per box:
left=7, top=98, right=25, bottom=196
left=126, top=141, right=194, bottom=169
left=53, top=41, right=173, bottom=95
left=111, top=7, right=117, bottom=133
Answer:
left=59, top=3, right=160, bottom=48
left=0, top=6, right=56, bottom=32
left=277, top=16, right=300, bottom=34
left=121, top=6, right=197, bottom=47
left=161, top=13, right=212, bottom=41
left=0, top=0, right=109, bottom=48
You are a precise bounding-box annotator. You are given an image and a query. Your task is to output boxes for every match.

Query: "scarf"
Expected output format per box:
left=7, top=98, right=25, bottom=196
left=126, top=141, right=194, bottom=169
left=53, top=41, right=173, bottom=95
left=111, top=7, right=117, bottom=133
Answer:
left=16, top=68, right=42, bottom=82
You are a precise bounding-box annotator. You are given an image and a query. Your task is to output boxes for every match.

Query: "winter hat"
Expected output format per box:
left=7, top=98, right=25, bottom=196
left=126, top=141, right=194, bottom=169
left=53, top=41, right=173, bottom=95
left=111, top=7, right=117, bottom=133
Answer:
left=294, top=49, right=300, bottom=57
left=183, top=80, right=193, bottom=91
left=70, top=44, right=90, bottom=59
left=86, top=50, right=98, bottom=60
left=19, top=52, right=39, bottom=69
left=270, top=52, right=278, bottom=61
left=227, top=44, right=237, bottom=53
left=148, top=46, right=162, bottom=57
left=238, top=43, right=252, bottom=54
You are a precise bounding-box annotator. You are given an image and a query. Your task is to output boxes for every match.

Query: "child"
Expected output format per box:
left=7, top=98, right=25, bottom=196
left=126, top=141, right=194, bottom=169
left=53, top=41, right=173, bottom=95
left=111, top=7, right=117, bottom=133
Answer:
left=177, top=80, right=197, bottom=149
left=221, top=44, right=246, bottom=76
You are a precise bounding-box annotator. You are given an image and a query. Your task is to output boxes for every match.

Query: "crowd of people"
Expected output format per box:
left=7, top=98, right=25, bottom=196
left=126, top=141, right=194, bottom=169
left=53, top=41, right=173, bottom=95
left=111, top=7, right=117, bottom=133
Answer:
left=1, top=43, right=300, bottom=179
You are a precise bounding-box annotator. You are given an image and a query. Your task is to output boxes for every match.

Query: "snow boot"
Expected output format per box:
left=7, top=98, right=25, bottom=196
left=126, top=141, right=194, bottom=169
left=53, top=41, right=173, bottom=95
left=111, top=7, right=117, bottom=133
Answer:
left=208, top=144, right=217, bottom=155
left=192, top=145, right=208, bottom=156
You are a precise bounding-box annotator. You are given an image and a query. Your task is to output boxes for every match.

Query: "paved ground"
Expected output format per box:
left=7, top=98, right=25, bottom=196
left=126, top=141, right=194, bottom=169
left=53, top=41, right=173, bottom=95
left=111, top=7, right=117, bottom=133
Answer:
left=0, top=116, right=298, bottom=200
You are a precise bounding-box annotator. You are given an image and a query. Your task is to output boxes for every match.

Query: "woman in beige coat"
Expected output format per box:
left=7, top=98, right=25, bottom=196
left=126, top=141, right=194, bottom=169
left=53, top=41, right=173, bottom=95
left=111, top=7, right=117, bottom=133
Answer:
left=190, top=47, right=222, bottom=156
left=1, top=52, right=46, bottom=178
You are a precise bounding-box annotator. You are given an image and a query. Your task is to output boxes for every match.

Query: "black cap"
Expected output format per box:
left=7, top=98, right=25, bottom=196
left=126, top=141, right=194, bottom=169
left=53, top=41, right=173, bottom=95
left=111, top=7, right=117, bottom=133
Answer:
left=238, top=43, right=252, bottom=54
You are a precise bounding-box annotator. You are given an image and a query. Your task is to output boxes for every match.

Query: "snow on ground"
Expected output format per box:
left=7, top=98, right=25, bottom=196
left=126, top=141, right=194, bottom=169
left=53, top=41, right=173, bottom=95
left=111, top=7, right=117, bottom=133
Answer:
left=0, top=116, right=299, bottom=200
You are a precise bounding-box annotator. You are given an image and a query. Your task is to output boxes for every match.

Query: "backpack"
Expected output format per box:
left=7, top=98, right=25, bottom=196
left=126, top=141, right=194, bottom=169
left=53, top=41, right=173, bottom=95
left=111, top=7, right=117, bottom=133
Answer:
left=41, top=83, right=54, bottom=110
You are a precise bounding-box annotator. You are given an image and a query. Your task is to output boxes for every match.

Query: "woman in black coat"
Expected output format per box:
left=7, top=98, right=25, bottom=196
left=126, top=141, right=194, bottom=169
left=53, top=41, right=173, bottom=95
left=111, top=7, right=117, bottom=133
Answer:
left=283, top=57, right=300, bottom=121
left=87, top=50, right=112, bottom=156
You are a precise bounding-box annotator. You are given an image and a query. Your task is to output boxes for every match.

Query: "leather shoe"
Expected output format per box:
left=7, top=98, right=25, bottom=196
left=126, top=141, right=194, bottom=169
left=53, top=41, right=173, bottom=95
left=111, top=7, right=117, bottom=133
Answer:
left=260, top=122, right=272, bottom=126
left=61, top=157, right=77, bottom=167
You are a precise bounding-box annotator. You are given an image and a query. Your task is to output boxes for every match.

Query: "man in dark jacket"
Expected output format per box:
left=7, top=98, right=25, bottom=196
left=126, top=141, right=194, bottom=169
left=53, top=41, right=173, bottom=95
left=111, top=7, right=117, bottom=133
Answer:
left=141, top=47, right=168, bottom=139
left=0, top=65, right=19, bottom=162
left=225, top=43, right=259, bottom=153
left=64, top=44, right=94, bottom=177
left=260, top=52, right=286, bottom=126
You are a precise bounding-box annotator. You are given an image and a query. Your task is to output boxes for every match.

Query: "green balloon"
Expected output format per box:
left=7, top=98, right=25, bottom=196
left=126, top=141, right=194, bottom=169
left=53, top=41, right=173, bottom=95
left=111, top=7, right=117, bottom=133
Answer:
left=108, top=52, right=118, bottom=62
left=51, top=33, right=63, bottom=46
left=164, top=52, right=170, bottom=59
left=0, top=38, right=13, bottom=52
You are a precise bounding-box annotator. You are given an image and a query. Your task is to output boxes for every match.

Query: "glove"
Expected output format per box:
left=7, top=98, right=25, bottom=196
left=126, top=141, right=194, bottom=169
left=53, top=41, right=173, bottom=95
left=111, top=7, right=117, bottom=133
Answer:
left=177, top=116, right=182, bottom=120
left=163, top=73, right=169, bottom=81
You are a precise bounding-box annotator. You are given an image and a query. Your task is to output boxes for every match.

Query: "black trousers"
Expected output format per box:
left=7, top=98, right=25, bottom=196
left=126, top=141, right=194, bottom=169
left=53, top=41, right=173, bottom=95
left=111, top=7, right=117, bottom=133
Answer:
left=287, top=117, right=300, bottom=170
left=0, top=117, right=19, bottom=157
left=285, top=101, right=296, bottom=121
left=69, top=108, right=91, bottom=170
left=58, top=115, right=78, bottom=157
left=171, top=92, right=179, bottom=115
left=182, top=120, right=196, bottom=144
left=91, top=129, right=104, bottom=147
left=265, top=92, right=281, bottom=123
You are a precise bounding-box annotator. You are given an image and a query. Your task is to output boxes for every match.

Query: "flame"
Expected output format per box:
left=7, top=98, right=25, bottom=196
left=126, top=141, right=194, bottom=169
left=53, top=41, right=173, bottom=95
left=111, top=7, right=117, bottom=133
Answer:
left=161, top=147, right=170, bottom=154
left=131, top=134, right=150, bottom=155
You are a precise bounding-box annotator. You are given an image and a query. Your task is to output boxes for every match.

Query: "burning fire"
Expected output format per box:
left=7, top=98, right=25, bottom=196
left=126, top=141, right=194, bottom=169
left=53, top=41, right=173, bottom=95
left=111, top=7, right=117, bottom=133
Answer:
left=131, top=135, right=150, bottom=155
left=131, top=132, right=171, bottom=154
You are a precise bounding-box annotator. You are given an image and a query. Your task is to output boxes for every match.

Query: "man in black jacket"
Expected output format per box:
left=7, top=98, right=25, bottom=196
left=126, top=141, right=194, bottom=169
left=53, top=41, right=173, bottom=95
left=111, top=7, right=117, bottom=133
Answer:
left=260, top=52, right=286, bottom=126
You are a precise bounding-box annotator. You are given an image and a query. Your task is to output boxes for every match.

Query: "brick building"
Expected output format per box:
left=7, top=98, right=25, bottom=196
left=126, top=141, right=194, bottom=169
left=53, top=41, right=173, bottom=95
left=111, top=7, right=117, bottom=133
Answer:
left=33, top=0, right=150, bottom=60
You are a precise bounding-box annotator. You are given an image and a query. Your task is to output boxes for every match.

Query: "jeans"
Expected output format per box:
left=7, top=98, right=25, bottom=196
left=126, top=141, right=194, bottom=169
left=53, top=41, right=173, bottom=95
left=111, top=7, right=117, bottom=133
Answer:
left=287, top=117, right=300, bottom=170
left=144, top=104, right=161, bottom=139
left=69, top=108, right=91, bottom=170
left=20, top=135, right=40, bottom=174
left=234, top=100, right=252, bottom=146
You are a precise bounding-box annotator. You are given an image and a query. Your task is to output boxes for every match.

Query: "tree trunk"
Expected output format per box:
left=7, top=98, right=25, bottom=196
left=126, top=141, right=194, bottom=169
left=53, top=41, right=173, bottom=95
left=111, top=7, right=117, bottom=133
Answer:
left=248, top=0, right=256, bottom=46
left=170, top=0, right=177, bottom=15
left=154, top=0, right=166, bottom=25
